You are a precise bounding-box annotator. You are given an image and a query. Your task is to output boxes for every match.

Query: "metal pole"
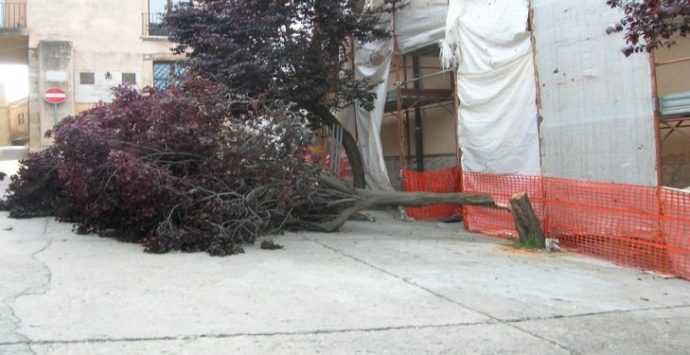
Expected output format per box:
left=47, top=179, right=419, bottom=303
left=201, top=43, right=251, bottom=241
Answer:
left=349, top=38, right=359, bottom=142
left=53, top=103, right=57, bottom=123
left=655, top=56, right=690, bottom=67
left=413, top=55, right=424, bottom=172
left=393, top=0, right=406, bottom=174
left=649, top=51, right=666, bottom=269
left=649, top=52, right=663, bottom=187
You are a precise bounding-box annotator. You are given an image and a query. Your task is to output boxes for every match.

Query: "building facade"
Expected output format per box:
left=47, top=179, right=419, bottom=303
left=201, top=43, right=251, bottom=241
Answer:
left=0, top=0, right=186, bottom=151
left=8, top=96, right=27, bottom=145
left=0, top=83, right=10, bottom=145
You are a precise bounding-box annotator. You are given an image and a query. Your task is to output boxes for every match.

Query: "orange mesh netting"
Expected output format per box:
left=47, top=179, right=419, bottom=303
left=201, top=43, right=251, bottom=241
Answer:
left=542, top=177, right=673, bottom=275
left=401, top=169, right=690, bottom=280
left=402, top=167, right=463, bottom=221
left=660, top=188, right=690, bottom=279
left=462, top=172, right=690, bottom=280
left=462, top=173, right=544, bottom=237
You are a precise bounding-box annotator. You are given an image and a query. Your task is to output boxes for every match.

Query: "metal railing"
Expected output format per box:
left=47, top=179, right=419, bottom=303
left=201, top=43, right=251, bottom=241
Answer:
left=0, top=1, right=27, bottom=29
left=142, top=12, right=170, bottom=37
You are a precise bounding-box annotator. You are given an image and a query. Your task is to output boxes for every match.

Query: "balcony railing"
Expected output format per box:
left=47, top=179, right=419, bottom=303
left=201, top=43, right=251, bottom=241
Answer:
left=0, top=1, right=27, bottom=29
left=142, top=12, right=170, bottom=37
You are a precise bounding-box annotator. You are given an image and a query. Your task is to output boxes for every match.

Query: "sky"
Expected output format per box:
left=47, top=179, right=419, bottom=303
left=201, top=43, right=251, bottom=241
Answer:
left=0, top=64, right=29, bottom=102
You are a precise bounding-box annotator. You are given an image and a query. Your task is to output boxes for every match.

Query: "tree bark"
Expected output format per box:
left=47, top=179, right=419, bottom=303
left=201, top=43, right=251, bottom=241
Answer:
left=308, top=176, right=496, bottom=232
left=313, top=107, right=366, bottom=189
left=509, top=192, right=545, bottom=248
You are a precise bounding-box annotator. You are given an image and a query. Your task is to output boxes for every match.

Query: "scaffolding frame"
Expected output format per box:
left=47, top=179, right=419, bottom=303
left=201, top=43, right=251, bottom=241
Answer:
left=382, top=2, right=687, bottom=189
left=390, top=1, right=458, bottom=173
left=651, top=53, right=690, bottom=186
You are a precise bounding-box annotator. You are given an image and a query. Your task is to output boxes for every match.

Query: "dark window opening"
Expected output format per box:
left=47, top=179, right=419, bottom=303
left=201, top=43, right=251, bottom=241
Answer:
left=80, top=72, right=95, bottom=85
left=122, top=73, right=137, bottom=86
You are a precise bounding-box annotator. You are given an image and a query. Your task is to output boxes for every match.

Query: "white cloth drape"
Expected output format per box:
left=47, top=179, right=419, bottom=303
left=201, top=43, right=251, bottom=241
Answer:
left=442, top=0, right=541, bottom=175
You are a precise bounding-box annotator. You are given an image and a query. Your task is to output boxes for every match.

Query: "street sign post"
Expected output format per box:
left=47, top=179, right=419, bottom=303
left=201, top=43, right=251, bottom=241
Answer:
left=44, top=87, right=66, bottom=123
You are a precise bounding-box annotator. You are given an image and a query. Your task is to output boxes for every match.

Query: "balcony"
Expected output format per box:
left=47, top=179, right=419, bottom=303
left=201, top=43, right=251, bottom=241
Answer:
left=142, top=12, right=170, bottom=37
left=0, top=1, right=27, bottom=64
left=0, top=1, right=26, bottom=30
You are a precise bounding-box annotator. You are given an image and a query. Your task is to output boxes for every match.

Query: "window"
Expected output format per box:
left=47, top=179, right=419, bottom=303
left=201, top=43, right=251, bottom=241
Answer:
left=80, top=72, right=95, bottom=85
left=153, top=61, right=184, bottom=89
left=146, top=0, right=188, bottom=36
left=122, top=73, right=137, bottom=86
left=17, top=113, right=23, bottom=125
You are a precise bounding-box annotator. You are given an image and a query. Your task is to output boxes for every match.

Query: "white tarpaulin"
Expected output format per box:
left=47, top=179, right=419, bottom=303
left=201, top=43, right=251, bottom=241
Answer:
left=352, top=0, right=448, bottom=190
left=532, top=0, right=657, bottom=185
left=395, top=0, right=449, bottom=53
left=354, top=0, right=657, bottom=189
left=442, top=0, right=541, bottom=175
left=352, top=35, right=394, bottom=191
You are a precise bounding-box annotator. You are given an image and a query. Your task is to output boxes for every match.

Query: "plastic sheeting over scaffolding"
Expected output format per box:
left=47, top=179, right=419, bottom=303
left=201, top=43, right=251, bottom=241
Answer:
left=354, top=0, right=658, bottom=190
left=351, top=0, right=448, bottom=191
left=352, top=34, right=394, bottom=191
left=442, top=0, right=541, bottom=175
left=532, top=0, right=657, bottom=185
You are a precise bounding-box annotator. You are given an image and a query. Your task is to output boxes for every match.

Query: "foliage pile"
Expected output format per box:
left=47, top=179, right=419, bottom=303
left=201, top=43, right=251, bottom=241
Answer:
left=6, top=83, right=323, bottom=255
left=4, top=82, right=496, bottom=255
left=3, top=1, right=499, bottom=256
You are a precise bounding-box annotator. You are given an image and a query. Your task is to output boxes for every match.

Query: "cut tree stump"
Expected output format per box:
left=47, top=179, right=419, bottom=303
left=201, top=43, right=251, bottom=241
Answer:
left=509, top=192, right=545, bottom=248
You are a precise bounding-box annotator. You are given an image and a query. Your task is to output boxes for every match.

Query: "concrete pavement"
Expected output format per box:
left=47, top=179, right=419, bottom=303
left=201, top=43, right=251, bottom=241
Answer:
left=1, top=159, right=690, bottom=354
left=1, top=212, right=689, bottom=354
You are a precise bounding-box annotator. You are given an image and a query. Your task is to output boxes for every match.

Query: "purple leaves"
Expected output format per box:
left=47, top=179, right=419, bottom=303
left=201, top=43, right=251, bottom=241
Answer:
left=607, top=0, right=690, bottom=55
left=5, top=81, right=321, bottom=256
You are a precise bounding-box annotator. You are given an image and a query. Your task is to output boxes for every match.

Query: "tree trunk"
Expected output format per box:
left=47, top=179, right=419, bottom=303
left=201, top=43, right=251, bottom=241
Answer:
left=510, top=192, right=545, bottom=248
left=307, top=176, right=496, bottom=232
left=313, top=107, right=366, bottom=189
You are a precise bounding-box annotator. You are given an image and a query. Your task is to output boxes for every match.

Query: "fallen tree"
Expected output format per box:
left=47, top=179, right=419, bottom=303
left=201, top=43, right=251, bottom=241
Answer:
left=4, top=84, right=541, bottom=255
left=297, top=176, right=496, bottom=233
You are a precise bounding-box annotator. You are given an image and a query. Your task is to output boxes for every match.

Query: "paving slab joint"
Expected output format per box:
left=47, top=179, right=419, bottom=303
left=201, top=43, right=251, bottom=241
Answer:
left=6, top=219, right=53, bottom=354
left=308, top=238, right=580, bottom=355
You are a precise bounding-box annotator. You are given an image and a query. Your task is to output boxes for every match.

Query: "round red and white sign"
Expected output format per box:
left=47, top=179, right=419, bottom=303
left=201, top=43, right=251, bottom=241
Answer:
left=44, top=87, right=66, bottom=104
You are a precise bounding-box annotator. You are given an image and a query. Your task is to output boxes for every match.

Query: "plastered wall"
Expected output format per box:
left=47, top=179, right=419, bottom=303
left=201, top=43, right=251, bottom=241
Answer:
left=26, top=0, right=181, bottom=150
left=0, top=85, right=9, bottom=145
left=8, top=98, right=28, bottom=144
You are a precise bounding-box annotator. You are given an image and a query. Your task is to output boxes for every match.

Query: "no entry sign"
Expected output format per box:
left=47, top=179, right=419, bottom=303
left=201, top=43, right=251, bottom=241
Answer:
left=44, top=87, right=66, bottom=104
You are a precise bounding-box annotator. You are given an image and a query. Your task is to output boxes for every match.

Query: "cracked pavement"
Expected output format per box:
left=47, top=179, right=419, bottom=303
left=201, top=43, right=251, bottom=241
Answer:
left=1, top=165, right=690, bottom=354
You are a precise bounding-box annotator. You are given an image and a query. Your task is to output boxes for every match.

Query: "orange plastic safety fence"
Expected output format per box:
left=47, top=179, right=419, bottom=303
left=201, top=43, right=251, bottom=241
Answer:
left=458, top=172, right=690, bottom=280
left=400, top=168, right=690, bottom=279
left=660, top=188, right=690, bottom=280
left=402, top=167, right=462, bottom=221
left=543, top=178, right=673, bottom=275
left=462, top=172, right=544, bottom=237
